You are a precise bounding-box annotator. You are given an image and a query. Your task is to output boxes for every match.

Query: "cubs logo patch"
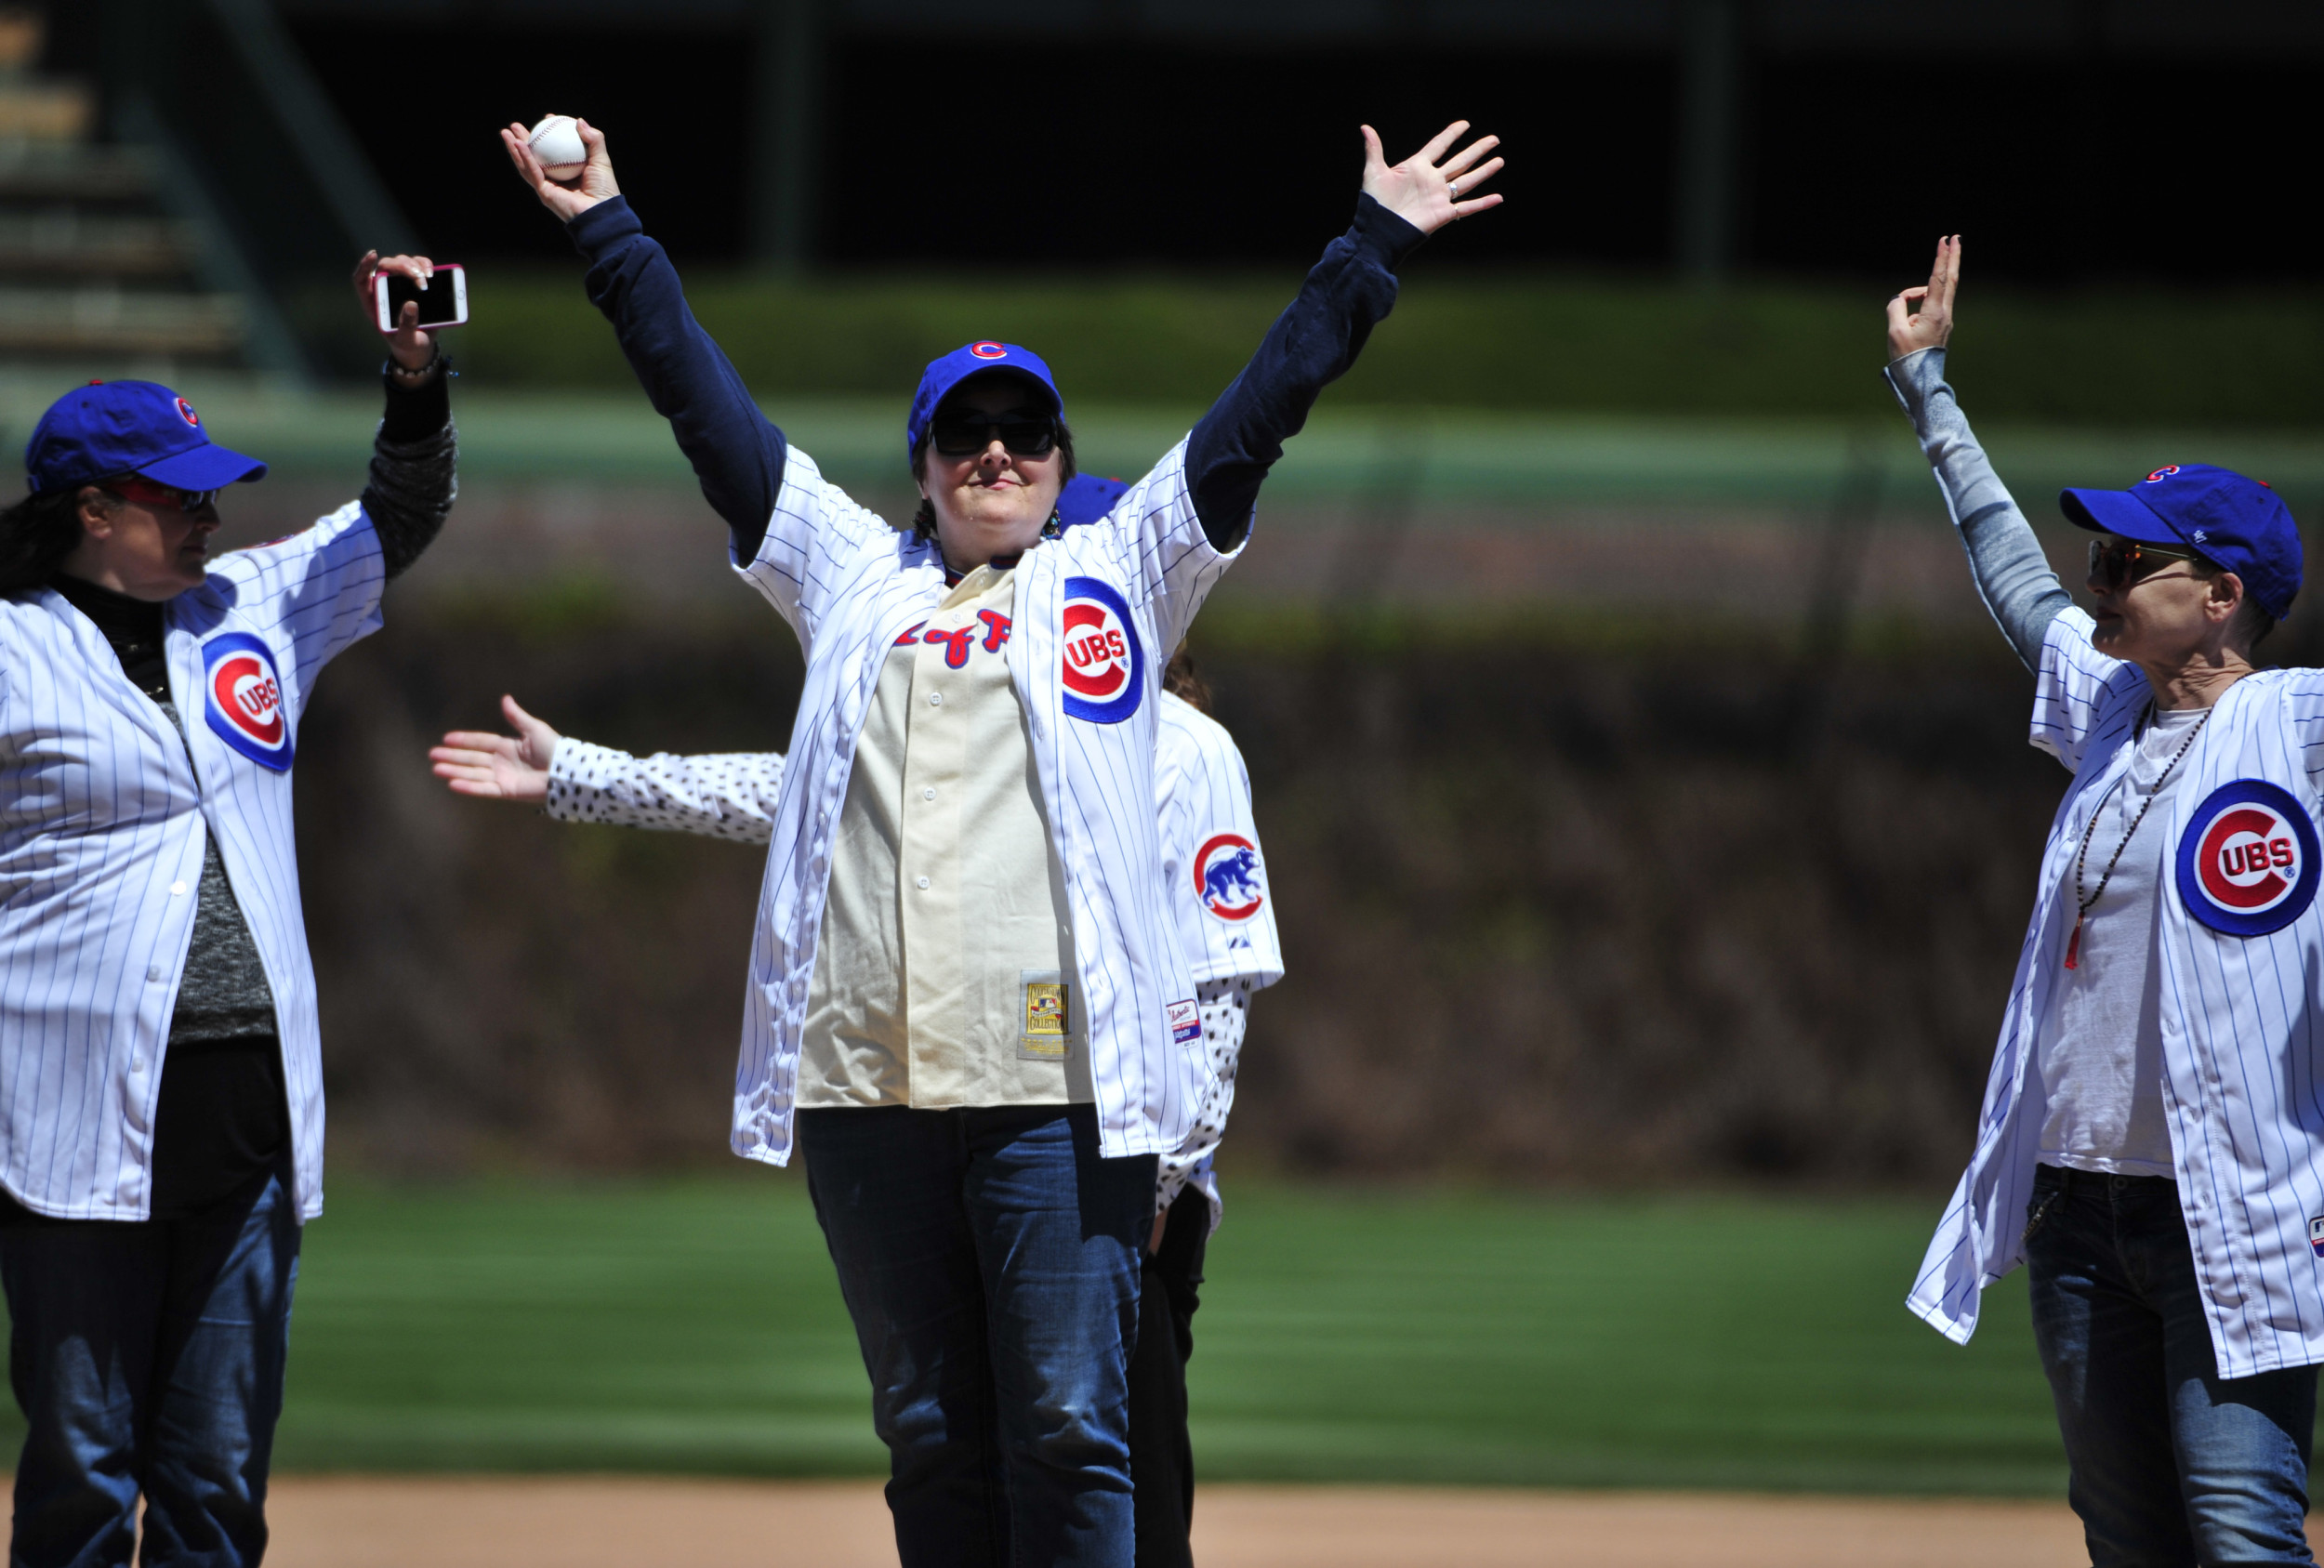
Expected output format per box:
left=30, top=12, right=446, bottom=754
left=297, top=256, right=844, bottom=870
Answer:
left=201, top=632, right=293, bottom=772
left=2146, top=465, right=2180, bottom=483
left=2309, top=1217, right=2324, bottom=1259
left=175, top=396, right=201, bottom=428
left=2175, top=779, right=2320, bottom=938
left=1167, top=998, right=1201, bottom=1047
left=970, top=341, right=1008, bottom=360
left=1060, top=575, right=1142, bottom=724
left=1195, top=832, right=1265, bottom=922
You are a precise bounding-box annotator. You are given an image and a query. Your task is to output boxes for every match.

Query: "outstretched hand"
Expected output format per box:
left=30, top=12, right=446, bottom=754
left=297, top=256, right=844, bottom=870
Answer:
left=1886, top=235, right=1961, bottom=361
left=499, top=117, right=618, bottom=222
left=430, top=695, right=561, bottom=805
left=1361, top=120, right=1504, bottom=236
left=350, top=250, right=439, bottom=371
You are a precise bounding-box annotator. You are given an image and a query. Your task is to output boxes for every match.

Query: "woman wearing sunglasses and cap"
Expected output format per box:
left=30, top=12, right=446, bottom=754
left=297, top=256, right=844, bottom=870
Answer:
left=1889, top=237, right=2322, bottom=1565
left=499, top=117, right=1499, bottom=1566
left=0, top=251, right=456, bottom=1568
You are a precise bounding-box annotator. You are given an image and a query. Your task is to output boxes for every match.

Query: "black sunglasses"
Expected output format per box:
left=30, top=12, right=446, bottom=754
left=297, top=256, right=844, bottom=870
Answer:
left=2088, top=535, right=2202, bottom=592
left=930, top=414, right=1058, bottom=459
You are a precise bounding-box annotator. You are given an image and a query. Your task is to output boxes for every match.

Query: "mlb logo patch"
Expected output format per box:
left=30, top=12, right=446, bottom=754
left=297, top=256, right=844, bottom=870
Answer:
left=2309, top=1217, right=2324, bottom=1259
left=1167, top=998, right=1201, bottom=1047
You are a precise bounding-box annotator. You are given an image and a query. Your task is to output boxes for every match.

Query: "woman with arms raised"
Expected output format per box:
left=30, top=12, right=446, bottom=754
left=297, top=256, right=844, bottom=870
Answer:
left=1892, top=237, right=2321, bottom=1566
left=0, top=253, right=456, bottom=1568
left=498, top=116, right=1499, bottom=1567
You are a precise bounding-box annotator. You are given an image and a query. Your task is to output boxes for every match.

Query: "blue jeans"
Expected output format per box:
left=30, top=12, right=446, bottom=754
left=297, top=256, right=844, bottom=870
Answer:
left=0, top=1164, right=300, bottom=1568
left=2025, top=1164, right=2317, bottom=1566
left=799, top=1104, right=1155, bottom=1568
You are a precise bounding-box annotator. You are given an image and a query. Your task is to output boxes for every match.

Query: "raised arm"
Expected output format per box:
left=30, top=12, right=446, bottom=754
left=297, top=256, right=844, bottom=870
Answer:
left=350, top=250, right=456, bottom=579
left=1883, top=238, right=2070, bottom=672
left=1184, top=122, right=1505, bottom=552
left=500, top=120, right=787, bottom=562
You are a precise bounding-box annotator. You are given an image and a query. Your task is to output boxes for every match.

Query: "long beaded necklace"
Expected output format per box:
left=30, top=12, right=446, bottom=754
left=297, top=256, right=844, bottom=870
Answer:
left=2065, top=701, right=2212, bottom=969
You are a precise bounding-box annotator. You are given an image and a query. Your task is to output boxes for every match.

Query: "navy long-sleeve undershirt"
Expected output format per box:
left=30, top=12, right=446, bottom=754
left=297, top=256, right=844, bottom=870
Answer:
left=567, top=193, right=1419, bottom=561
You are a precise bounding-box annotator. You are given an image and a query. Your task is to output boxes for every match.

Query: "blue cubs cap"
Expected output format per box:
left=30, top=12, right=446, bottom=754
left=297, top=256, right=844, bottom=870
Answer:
left=2061, top=463, right=2301, bottom=620
left=1056, top=473, right=1127, bottom=528
left=24, top=380, right=267, bottom=496
left=905, top=342, right=1062, bottom=464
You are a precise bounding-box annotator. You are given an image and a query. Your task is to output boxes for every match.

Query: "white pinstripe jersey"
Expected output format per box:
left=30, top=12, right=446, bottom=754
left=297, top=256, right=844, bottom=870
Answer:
left=732, top=441, right=1236, bottom=1165
left=1913, top=608, right=2324, bottom=1377
left=1155, top=692, right=1282, bottom=990
left=546, top=693, right=1287, bottom=1209
left=0, top=502, right=386, bottom=1221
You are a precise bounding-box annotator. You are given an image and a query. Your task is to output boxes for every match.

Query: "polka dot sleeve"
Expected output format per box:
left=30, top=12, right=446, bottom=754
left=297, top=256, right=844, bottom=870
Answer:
left=543, top=740, right=785, bottom=845
left=1156, top=974, right=1252, bottom=1232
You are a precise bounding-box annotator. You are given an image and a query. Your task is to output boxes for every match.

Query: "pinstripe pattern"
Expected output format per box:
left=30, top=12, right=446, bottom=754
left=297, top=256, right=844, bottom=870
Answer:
left=1155, top=692, right=1283, bottom=1230
left=0, top=502, right=385, bottom=1221
left=1155, top=692, right=1282, bottom=990
left=731, top=442, right=1235, bottom=1166
left=1912, top=608, right=2324, bottom=1376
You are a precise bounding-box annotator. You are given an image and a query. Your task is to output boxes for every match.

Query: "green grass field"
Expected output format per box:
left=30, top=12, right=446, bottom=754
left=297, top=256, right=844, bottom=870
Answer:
left=1, top=1179, right=2067, bottom=1496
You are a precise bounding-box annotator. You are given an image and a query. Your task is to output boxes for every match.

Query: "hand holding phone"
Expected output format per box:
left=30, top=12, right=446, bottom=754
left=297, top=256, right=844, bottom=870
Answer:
left=372, top=263, right=467, bottom=334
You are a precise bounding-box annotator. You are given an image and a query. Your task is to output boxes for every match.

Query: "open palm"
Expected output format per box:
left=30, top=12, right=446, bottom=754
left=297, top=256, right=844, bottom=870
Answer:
left=429, top=695, right=561, bottom=805
left=1362, top=120, right=1505, bottom=236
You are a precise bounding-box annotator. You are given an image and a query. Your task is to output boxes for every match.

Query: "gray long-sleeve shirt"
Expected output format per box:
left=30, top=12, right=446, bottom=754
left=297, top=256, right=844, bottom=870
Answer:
left=1883, top=347, right=2072, bottom=671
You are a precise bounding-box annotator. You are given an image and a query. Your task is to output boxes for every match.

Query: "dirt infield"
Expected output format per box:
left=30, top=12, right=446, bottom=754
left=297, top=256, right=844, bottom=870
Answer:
left=263, top=1475, right=2103, bottom=1567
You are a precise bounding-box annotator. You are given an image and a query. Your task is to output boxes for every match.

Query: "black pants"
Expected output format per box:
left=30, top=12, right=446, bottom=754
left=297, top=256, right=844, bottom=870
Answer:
left=1129, top=1188, right=1210, bottom=1568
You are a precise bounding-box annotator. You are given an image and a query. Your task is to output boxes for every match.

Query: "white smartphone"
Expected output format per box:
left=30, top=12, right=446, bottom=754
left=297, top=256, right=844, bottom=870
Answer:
left=373, top=263, right=468, bottom=334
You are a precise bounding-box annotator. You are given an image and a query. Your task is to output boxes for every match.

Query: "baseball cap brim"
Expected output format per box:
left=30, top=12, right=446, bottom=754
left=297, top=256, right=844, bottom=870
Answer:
left=939, top=364, right=1060, bottom=414
left=136, top=443, right=267, bottom=491
left=2059, top=486, right=2184, bottom=547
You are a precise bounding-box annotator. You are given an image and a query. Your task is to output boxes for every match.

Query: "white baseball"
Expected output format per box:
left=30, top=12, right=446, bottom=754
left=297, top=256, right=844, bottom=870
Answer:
left=528, top=114, right=588, bottom=182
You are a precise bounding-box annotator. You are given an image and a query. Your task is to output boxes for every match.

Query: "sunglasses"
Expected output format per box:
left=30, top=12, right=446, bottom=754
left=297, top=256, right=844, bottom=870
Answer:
left=106, top=476, right=217, bottom=514
left=2088, top=535, right=2201, bottom=592
left=930, top=414, right=1058, bottom=459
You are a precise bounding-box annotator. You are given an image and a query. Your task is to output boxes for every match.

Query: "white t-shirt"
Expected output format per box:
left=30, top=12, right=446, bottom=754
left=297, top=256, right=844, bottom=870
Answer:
left=2033, top=704, right=2206, bottom=1179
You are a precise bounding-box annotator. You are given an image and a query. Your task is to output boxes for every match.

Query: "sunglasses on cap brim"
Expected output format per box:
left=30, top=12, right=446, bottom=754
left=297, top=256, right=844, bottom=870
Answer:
left=2088, top=535, right=2203, bottom=591
left=104, top=475, right=217, bottom=514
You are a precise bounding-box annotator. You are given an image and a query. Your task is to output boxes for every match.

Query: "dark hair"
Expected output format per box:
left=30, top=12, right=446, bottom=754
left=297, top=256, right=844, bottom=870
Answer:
left=2189, top=555, right=2279, bottom=649
left=907, top=408, right=1076, bottom=543
left=1161, top=642, right=1209, bottom=713
left=0, top=484, right=103, bottom=594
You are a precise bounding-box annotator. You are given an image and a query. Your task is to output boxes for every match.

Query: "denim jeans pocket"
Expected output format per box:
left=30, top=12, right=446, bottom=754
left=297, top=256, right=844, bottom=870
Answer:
left=2024, top=1182, right=2065, bottom=1246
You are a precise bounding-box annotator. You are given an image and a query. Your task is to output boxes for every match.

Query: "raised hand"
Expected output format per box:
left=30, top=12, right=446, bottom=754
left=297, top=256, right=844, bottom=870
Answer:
left=429, top=695, right=561, bottom=805
left=1361, top=120, right=1505, bottom=236
left=499, top=117, right=619, bottom=222
left=350, top=250, right=439, bottom=372
left=1886, top=235, right=1961, bottom=361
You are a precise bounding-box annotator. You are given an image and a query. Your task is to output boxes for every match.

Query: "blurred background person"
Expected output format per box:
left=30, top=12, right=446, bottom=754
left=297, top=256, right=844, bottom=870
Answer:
left=1889, top=238, right=2322, bottom=1566
left=0, top=251, right=453, bottom=1568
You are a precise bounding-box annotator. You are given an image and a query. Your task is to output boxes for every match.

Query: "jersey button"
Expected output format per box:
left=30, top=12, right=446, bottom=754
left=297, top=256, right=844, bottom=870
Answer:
left=916, top=876, right=931, bottom=890
left=928, top=692, right=943, bottom=706
left=131, top=1056, right=146, bottom=1074
left=145, top=964, right=166, bottom=983
left=922, top=787, right=936, bottom=800
left=169, top=880, right=187, bottom=896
